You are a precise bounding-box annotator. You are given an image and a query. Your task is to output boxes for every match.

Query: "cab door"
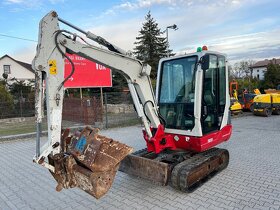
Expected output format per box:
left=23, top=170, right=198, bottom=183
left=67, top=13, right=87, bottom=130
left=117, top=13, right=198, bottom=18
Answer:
left=201, top=54, right=226, bottom=134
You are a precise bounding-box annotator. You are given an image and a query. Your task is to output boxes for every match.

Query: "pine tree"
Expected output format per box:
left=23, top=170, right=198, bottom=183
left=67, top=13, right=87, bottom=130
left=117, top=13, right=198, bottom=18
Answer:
left=134, top=11, right=170, bottom=80
left=263, top=64, right=280, bottom=88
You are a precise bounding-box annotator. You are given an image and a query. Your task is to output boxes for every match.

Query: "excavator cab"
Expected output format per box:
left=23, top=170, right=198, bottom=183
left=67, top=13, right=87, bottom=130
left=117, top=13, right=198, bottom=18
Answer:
left=157, top=53, right=230, bottom=145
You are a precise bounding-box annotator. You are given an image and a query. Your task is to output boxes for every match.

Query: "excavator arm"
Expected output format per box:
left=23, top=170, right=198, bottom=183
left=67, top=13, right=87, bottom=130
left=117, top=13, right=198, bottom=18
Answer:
left=32, top=11, right=174, bottom=198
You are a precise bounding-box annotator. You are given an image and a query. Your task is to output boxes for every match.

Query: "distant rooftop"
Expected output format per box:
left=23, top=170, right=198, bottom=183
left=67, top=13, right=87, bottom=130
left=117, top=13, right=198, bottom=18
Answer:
left=0, top=54, right=34, bottom=73
left=251, top=58, right=280, bottom=68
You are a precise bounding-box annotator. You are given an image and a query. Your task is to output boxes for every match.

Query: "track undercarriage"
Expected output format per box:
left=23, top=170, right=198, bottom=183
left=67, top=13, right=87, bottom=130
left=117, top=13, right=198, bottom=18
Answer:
left=119, top=147, right=229, bottom=192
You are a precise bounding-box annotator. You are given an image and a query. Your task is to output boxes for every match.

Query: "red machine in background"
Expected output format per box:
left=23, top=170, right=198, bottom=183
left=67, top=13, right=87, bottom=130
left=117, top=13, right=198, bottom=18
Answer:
left=230, top=80, right=257, bottom=112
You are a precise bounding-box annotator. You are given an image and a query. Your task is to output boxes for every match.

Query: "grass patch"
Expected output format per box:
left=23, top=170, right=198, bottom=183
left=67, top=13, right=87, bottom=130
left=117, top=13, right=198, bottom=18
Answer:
left=0, top=113, right=140, bottom=136
left=0, top=122, right=47, bottom=136
left=105, top=118, right=140, bottom=129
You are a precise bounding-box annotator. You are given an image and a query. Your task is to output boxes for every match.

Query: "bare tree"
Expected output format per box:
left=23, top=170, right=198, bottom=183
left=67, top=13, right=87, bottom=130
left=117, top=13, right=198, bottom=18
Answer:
left=230, top=60, right=255, bottom=80
left=230, top=62, right=244, bottom=79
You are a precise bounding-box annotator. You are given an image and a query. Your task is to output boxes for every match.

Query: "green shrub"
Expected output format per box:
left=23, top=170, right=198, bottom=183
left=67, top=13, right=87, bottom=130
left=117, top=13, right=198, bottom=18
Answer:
left=0, top=83, right=14, bottom=118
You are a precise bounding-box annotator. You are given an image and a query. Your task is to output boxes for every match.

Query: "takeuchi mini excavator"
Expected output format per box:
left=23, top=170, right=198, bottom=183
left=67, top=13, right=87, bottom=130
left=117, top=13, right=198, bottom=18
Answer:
left=32, top=11, right=232, bottom=199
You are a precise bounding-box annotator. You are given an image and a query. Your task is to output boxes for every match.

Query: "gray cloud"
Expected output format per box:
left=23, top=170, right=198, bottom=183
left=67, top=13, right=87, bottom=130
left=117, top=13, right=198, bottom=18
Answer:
left=56, top=0, right=280, bottom=63
left=10, top=0, right=280, bottom=63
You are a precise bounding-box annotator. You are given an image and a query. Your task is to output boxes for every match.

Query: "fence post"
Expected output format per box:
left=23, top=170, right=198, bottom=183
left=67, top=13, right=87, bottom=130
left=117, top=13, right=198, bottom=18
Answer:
left=100, top=88, right=104, bottom=123
left=20, top=90, right=23, bottom=117
left=104, top=92, right=108, bottom=129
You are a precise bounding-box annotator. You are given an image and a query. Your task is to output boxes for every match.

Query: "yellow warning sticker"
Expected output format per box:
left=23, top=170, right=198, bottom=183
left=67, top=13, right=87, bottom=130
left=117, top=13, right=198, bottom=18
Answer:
left=49, top=60, right=57, bottom=75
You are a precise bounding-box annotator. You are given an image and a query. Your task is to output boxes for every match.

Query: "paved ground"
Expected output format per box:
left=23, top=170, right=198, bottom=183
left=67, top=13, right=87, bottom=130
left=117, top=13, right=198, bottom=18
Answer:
left=0, top=115, right=280, bottom=210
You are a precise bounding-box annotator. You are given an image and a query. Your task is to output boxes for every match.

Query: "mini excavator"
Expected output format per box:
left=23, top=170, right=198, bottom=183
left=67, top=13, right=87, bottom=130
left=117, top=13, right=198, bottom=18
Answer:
left=33, top=11, right=232, bottom=199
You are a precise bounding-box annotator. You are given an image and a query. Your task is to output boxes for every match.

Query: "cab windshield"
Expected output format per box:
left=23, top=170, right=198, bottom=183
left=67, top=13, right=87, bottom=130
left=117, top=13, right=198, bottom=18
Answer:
left=158, top=56, right=197, bottom=130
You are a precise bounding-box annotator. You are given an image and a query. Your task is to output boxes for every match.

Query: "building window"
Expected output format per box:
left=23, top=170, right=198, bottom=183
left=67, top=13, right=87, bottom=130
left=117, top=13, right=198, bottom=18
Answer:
left=257, top=74, right=259, bottom=79
left=3, top=65, right=11, bottom=74
left=257, top=70, right=259, bottom=72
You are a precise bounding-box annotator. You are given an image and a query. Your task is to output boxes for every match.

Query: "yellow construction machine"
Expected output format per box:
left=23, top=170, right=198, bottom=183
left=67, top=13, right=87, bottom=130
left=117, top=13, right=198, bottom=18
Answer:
left=230, top=92, right=242, bottom=115
left=264, top=84, right=280, bottom=94
left=229, top=81, right=242, bottom=115
left=253, top=93, right=280, bottom=116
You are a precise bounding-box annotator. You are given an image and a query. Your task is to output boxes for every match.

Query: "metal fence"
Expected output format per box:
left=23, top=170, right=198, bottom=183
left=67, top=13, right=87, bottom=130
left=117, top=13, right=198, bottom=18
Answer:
left=0, top=91, right=139, bottom=129
left=63, top=97, right=103, bottom=125
left=0, top=99, right=35, bottom=119
left=62, top=92, right=139, bottom=129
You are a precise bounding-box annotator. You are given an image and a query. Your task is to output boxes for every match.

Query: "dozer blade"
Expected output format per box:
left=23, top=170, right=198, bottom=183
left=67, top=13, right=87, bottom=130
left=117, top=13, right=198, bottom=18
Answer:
left=119, top=149, right=170, bottom=185
left=49, top=127, right=133, bottom=199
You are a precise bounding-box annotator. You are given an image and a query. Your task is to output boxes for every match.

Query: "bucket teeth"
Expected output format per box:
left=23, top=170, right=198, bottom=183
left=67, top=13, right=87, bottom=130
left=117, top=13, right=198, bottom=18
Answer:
left=49, top=126, right=133, bottom=199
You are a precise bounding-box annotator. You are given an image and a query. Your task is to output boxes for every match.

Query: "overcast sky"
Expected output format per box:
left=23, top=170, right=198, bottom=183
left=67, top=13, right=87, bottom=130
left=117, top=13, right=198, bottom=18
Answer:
left=0, top=0, right=280, bottom=65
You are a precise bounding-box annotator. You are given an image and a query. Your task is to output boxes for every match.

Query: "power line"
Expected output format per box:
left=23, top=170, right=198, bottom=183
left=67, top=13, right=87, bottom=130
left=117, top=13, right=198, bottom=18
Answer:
left=0, top=33, right=37, bottom=42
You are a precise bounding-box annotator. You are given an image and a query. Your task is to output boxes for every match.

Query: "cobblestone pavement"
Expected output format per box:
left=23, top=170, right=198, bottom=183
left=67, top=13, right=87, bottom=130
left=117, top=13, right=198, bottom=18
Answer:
left=0, top=115, right=280, bottom=210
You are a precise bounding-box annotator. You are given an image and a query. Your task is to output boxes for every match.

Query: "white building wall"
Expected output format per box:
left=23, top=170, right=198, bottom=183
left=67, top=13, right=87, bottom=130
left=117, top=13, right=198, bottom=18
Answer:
left=0, top=56, right=34, bottom=81
left=252, top=67, right=266, bottom=80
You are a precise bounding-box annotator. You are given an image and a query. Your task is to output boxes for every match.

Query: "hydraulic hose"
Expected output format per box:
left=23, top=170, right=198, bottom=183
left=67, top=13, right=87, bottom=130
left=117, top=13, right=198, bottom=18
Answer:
left=54, top=30, right=75, bottom=91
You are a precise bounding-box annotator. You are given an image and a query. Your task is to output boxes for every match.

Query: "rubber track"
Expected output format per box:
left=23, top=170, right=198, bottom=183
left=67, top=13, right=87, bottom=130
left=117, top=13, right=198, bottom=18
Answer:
left=132, top=148, right=148, bottom=156
left=171, top=148, right=229, bottom=192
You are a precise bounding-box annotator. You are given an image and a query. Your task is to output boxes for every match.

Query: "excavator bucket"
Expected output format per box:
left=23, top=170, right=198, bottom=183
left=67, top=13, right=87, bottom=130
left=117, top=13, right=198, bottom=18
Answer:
left=48, top=127, right=133, bottom=199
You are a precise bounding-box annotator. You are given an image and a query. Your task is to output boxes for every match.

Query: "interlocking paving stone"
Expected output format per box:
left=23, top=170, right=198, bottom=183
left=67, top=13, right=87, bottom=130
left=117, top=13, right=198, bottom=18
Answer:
left=0, top=115, right=280, bottom=209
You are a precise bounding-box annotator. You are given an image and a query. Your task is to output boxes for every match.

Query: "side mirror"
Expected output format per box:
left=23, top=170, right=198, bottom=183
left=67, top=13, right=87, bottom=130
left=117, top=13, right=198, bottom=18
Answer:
left=201, top=54, right=210, bottom=71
